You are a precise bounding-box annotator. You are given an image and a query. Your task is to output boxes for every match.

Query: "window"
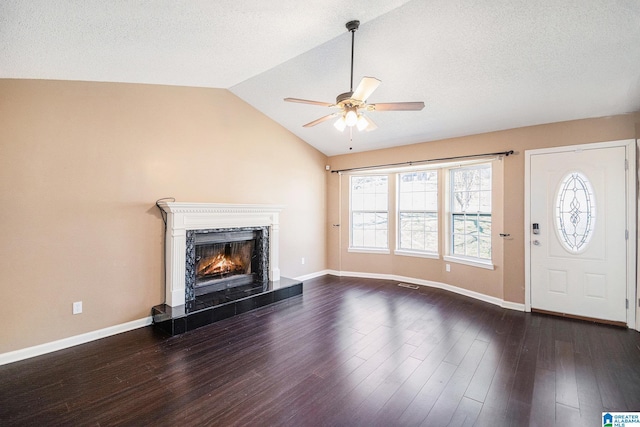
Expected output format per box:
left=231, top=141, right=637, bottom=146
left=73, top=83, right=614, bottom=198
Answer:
left=347, top=162, right=494, bottom=268
left=450, top=164, right=492, bottom=261
left=397, top=170, right=438, bottom=254
left=350, top=175, right=388, bottom=250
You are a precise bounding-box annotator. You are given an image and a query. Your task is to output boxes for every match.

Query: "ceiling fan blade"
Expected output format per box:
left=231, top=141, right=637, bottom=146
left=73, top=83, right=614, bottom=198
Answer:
left=352, top=77, right=381, bottom=102
left=369, top=102, right=425, bottom=111
left=303, top=113, right=339, bottom=127
left=284, top=98, right=335, bottom=107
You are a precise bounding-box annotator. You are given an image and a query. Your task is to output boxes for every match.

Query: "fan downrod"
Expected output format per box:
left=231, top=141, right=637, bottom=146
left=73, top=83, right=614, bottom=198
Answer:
left=345, top=20, right=360, bottom=92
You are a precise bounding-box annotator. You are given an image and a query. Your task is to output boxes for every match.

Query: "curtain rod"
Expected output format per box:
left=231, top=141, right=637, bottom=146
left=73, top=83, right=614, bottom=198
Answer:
left=330, top=150, right=514, bottom=174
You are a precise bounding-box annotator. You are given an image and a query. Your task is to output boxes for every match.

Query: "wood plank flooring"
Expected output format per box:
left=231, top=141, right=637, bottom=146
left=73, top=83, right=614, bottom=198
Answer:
left=1, top=275, right=639, bottom=426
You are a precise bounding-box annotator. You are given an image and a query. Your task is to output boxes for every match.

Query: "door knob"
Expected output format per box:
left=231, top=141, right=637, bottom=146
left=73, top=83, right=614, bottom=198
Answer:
left=532, top=240, right=541, bottom=245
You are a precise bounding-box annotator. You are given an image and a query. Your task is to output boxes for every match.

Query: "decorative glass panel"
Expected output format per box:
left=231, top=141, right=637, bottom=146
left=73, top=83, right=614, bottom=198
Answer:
left=555, top=172, right=596, bottom=253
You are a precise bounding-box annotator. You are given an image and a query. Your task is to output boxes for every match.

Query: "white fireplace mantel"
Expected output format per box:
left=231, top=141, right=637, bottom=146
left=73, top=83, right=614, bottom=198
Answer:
left=157, top=202, right=284, bottom=307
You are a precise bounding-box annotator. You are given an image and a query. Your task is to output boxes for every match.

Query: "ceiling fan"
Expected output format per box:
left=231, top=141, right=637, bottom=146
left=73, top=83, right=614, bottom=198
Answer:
left=284, top=20, right=425, bottom=132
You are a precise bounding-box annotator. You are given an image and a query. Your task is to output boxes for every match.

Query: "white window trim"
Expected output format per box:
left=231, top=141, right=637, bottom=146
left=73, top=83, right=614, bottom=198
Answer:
left=443, top=255, right=495, bottom=270
left=348, top=247, right=391, bottom=255
left=394, top=249, right=439, bottom=259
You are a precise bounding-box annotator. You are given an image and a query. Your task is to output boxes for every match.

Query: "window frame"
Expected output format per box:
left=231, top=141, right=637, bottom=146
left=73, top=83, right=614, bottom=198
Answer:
left=348, top=174, right=390, bottom=253
left=395, top=169, right=439, bottom=258
left=445, top=163, right=494, bottom=269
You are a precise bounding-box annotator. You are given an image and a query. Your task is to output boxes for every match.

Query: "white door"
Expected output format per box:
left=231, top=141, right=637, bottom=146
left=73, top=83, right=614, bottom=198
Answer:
left=529, top=145, right=627, bottom=323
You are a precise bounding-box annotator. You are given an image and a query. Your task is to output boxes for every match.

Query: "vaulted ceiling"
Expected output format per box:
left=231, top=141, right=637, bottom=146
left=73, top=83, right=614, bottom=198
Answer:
left=2, top=1, right=640, bottom=156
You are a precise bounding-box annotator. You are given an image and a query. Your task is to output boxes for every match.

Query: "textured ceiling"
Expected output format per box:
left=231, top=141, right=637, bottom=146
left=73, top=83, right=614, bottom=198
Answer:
left=2, top=0, right=640, bottom=156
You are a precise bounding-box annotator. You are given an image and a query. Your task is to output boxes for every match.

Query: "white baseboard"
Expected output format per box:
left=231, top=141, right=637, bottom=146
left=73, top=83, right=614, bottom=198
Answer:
left=293, top=270, right=335, bottom=281
left=0, top=316, right=153, bottom=366
left=502, top=300, right=527, bottom=311
left=311, top=270, right=525, bottom=312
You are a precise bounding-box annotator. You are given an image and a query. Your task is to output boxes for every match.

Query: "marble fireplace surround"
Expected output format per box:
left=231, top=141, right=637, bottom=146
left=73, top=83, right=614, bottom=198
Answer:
left=157, top=202, right=283, bottom=307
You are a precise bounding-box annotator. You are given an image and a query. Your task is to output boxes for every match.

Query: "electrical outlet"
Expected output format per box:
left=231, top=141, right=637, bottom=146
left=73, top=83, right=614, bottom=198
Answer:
left=73, top=301, right=82, bottom=315
left=301, top=257, right=305, bottom=265
left=445, top=264, right=451, bottom=272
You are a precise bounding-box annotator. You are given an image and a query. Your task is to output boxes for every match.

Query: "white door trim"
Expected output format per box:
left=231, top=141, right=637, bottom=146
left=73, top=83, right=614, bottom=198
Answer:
left=524, top=139, right=637, bottom=330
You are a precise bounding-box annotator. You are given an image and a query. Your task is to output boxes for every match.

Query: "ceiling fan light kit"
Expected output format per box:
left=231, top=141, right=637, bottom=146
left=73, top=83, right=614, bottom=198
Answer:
left=334, top=117, right=347, bottom=132
left=285, top=19, right=424, bottom=134
left=356, top=115, right=369, bottom=131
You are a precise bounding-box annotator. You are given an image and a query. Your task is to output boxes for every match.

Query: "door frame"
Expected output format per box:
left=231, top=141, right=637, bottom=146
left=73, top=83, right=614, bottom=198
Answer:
left=524, top=139, right=637, bottom=330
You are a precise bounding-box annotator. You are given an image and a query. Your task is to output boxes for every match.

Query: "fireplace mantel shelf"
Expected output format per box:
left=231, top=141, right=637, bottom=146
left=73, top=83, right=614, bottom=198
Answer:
left=158, top=202, right=285, bottom=215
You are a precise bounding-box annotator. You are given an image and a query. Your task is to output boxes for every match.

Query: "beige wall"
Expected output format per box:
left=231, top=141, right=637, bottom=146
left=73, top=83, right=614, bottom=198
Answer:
left=2, top=77, right=637, bottom=356
left=327, top=113, right=640, bottom=305
left=0, top=79, right=328, bottom=353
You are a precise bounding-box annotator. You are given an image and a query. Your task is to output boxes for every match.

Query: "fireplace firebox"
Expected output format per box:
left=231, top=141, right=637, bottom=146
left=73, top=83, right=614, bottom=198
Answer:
left=185, top=227, right=268, bottom=301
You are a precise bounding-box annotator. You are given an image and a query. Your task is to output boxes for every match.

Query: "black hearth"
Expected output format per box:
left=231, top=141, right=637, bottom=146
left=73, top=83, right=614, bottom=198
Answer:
left=152, top=276, right=302, bottom=336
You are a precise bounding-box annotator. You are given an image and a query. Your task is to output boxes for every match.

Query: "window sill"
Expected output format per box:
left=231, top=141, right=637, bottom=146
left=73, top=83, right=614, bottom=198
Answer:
left=394, top=250, right=439, bottom=260
left=443, top=255, right=494, bottom=270
left=348, top=247, right=390, bottom=255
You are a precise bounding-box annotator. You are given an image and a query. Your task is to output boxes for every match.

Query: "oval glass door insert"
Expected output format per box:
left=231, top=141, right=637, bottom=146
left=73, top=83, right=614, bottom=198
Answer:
left=555, top=172, right=596, bottom=253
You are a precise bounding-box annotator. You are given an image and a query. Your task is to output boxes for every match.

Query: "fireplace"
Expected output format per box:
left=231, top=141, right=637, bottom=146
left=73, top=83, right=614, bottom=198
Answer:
left=156, top=202, right=282, bottom=307
left=153, top=202, right=303, bottom=335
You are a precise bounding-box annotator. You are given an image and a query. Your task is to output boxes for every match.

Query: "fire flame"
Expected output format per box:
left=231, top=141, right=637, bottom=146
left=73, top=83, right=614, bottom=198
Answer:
left=197, top=253, right=244, bottom=277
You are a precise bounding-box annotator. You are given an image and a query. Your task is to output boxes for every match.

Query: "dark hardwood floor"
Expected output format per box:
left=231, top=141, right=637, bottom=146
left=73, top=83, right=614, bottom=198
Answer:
left=2, top=275, right=639, bottom=426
